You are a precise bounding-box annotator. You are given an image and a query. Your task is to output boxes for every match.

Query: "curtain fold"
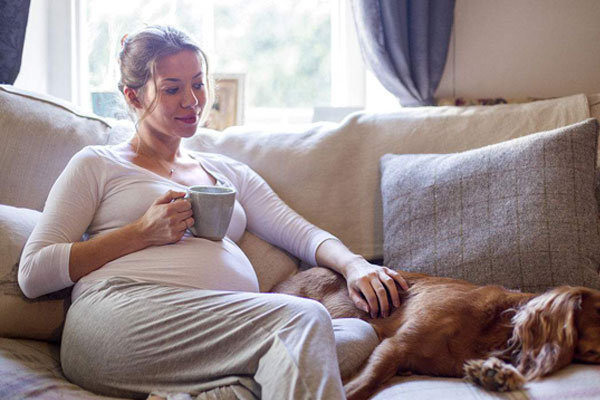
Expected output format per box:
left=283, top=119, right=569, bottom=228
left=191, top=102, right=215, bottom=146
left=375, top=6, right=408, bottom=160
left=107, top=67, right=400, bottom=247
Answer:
left=0, top=0, right=31, bottom=84
left=351, top=0, right=455, bottom=106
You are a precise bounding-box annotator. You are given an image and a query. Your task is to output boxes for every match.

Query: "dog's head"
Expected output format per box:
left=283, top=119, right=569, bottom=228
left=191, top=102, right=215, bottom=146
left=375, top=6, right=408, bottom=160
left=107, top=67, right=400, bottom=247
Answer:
left=511, top=286, right=600, bottom=379
left=573, top=287, right=600, bottom=364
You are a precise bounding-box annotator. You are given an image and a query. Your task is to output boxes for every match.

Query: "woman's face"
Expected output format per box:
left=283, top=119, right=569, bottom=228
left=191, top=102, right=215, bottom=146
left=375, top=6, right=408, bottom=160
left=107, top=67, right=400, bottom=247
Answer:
left=137, top=49, right=207, bottom=140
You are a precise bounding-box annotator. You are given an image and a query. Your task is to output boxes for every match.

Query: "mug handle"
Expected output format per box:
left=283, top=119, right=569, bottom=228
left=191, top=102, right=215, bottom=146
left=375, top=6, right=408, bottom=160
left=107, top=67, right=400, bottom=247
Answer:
left=183, top=192, right=198, bottom=237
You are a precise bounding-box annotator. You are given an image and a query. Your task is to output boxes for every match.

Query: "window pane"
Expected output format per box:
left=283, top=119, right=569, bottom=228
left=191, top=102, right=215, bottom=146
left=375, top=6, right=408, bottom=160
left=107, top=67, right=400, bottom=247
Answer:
left=212, top=0, right=331, bottom=108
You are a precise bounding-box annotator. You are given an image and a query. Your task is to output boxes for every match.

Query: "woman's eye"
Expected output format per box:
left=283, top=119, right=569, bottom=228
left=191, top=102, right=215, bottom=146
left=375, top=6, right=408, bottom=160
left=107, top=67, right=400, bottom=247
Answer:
left=193, top=83, right=204, bottom=90
left=165, top=88, right=179, bottom=94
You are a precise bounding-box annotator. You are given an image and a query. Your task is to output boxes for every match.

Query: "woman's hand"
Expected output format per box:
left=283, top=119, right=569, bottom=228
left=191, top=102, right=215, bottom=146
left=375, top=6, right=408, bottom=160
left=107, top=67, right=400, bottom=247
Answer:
left=134, top=190, right=194, bottom=246
left=315, top=239, right=408, bottom=318
left=344, top=258, right=408, bottom=318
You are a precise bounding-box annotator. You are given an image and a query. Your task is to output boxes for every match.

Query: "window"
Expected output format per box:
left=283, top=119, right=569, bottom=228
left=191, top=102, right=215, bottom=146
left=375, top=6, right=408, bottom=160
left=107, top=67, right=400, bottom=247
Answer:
left=86, top=0, right=339, bottom=124
left=16, top=0, right=398, bottom=126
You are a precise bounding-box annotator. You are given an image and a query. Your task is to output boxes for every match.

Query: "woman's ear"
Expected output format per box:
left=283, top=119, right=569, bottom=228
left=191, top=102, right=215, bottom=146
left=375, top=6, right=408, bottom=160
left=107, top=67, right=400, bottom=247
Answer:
left=123, top=87, right=142, bottom=109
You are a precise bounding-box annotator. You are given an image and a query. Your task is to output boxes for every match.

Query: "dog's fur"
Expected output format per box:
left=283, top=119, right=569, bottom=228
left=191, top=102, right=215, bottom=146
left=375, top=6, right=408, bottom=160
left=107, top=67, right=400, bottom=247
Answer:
left=272, top=267, right=600, bottom=400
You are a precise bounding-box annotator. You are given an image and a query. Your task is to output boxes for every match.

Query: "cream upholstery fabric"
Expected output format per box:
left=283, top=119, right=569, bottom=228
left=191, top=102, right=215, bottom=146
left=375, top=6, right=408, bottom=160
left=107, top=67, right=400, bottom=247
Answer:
left=588, top=93, right=600, bottom=123
left=371, top=364, right=600, bottom=400
left=237, top=231, right=299, bottom=292
left=185, top=95, right=591, bottom=259
left=0, top=85, right=132, bottom=212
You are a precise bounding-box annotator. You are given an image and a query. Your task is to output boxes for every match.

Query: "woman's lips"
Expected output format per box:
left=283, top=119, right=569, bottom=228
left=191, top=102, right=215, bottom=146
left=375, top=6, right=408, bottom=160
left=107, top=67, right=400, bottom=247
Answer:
left=176, top=115, right=198, bottom=124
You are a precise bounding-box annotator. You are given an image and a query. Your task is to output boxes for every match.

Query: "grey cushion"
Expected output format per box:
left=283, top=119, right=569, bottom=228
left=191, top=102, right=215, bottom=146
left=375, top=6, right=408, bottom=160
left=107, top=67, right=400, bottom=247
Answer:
left=380, top=118, right=600, bottom=292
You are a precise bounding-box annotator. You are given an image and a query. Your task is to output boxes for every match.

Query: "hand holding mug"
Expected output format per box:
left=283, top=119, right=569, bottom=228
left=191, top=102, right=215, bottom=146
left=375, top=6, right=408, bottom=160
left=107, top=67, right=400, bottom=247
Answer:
left=135, top=190, right=193, bottom=246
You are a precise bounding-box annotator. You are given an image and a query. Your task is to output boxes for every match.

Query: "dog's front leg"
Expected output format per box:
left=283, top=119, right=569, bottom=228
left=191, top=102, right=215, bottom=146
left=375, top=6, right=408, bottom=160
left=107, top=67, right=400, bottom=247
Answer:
left=344, top=336, right=406, bottom=400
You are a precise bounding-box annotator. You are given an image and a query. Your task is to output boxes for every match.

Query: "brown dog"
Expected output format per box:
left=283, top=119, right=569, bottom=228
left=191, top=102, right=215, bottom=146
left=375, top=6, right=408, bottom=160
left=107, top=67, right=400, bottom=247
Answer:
left=272, top=267, right=600, bottom=400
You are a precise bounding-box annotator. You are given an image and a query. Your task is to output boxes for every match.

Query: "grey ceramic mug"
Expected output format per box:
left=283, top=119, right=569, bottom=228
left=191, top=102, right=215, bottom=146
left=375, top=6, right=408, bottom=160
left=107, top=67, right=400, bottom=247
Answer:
left=184, top=185, right=236, bottom=240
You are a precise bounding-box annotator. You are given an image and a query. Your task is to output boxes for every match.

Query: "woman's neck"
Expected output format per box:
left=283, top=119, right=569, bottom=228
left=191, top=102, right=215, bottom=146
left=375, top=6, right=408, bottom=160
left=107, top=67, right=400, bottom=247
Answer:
left=132, top=130, right=182, bottom=162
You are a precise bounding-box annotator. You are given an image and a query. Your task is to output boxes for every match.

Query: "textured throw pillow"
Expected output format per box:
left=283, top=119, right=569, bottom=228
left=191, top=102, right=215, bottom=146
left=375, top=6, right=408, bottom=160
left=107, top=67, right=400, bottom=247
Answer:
left=380, top=118, right=600, bottom=292
left=0, top=205, right=70, bottom=342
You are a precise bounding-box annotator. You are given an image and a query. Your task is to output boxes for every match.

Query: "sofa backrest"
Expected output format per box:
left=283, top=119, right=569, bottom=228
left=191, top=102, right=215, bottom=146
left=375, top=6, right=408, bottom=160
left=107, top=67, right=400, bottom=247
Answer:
left=0, top=85, right=133, bottom=211
left=185, top=95, right=592, bottom=259
left=0, top=84, right=594, bottom=260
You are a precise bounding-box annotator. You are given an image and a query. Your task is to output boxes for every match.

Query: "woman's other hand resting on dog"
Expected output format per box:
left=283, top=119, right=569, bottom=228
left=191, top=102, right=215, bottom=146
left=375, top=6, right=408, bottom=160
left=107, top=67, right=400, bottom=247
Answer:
left=316, top=238, right=408, bottom=318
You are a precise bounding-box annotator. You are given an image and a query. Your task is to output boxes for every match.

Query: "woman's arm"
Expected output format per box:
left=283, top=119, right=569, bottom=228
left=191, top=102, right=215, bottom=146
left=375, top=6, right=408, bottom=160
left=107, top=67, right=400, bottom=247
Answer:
left=19, top=147, right=193, bottom=298
left=217, top=157, right=408, bottom=317
left=315, top=238, right=408, bottom=318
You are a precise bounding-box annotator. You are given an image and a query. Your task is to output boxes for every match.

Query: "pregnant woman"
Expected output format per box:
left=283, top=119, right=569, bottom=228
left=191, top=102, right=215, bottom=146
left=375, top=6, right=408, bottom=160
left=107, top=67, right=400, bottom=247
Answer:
left=18, top=25, right=407, bottom=400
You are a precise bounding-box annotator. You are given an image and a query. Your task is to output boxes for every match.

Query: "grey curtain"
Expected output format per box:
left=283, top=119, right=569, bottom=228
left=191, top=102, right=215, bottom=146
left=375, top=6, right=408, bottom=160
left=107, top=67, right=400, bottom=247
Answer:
left=351, top=0, right=455, bottom=106
left=0, top=0, right=31, bottom=84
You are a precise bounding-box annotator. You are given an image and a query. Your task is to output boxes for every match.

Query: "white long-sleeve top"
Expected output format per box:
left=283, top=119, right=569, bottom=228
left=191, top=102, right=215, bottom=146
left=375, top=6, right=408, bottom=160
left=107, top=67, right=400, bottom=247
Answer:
left=18, top=145, right=336, bottom=301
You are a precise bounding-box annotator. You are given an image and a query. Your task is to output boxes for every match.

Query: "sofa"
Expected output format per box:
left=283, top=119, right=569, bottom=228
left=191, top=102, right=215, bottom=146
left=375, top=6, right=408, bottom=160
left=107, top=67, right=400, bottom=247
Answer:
left=1, top=83, right=600, bottom=399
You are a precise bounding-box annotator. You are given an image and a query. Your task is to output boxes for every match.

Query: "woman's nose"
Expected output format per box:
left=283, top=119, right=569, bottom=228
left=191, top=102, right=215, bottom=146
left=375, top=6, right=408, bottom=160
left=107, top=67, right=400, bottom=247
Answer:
left=181, top=88, right=199, bottom=108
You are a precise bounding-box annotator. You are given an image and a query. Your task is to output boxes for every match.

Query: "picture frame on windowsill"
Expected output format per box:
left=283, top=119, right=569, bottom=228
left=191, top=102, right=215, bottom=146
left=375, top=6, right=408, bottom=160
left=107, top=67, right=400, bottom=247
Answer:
left=205, top=73, right=245, bottom=131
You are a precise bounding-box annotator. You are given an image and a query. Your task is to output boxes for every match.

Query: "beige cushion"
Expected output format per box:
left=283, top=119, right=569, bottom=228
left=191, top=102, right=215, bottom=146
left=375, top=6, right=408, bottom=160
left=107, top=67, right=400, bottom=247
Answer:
left=0, top=204, right=297, bottom=341
left=237, top=231, right=299, bottom=292
left=186, top=95, right=591, bottom=260
left=380, top=119, right=600, bottom=292
left=588, top=93, right=600, bottom=123
left=0, top=205, right=69, bottom=342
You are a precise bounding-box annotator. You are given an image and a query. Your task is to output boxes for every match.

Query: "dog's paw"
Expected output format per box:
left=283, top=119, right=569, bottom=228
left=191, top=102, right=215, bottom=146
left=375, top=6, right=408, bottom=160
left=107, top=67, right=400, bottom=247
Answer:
left=463, top=357, right=525, bottom=392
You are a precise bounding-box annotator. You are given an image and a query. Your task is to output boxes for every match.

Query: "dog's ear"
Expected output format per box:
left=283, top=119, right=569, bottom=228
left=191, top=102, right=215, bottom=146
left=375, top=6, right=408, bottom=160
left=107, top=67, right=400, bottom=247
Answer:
left=511, top=287, right=582, bottom=380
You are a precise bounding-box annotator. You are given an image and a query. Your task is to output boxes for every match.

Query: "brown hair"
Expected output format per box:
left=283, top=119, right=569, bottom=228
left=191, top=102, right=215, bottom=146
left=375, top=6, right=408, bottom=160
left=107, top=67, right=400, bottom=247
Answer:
left=118, top=25, right=214, bottom=124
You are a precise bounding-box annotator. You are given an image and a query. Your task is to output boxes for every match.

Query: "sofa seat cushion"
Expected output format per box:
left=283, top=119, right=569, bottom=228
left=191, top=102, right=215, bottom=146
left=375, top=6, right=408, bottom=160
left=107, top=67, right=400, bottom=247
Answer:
left=0, top=338, right=256, bottom=400
left=371, top=364, right=600, bottom=399
left=0, top=338, right=126, bottom=399
left=2, top=337, right=599, bottom=400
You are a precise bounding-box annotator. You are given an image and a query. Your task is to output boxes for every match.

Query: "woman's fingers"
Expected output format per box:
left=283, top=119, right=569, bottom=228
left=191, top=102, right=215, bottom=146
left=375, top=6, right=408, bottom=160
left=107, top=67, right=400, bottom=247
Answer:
left=354, top=278, right=384, bottom=318
left=379, top=271, right=400, bottom=308
left=371, top=277, right=392, bottom=318
left=172, top=196, right=192, bottom=210
left=349, top=288, right=369, bottom=314
left=353, top=269, right=408, bottom=318
left=385, top=267, right=409, bottom=291
left=155, top=190, right=186, bottom=205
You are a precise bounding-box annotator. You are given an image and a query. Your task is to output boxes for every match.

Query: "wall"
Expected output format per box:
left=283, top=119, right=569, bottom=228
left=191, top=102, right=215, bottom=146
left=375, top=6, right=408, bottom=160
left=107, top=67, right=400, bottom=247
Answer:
left=436, top=0, right=600, bottom=99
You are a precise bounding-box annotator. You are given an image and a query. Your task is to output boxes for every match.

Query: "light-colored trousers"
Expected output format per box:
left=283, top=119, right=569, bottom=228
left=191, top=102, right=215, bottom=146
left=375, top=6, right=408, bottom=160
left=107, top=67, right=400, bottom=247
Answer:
left=60, top=278, right=379, bottom=400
